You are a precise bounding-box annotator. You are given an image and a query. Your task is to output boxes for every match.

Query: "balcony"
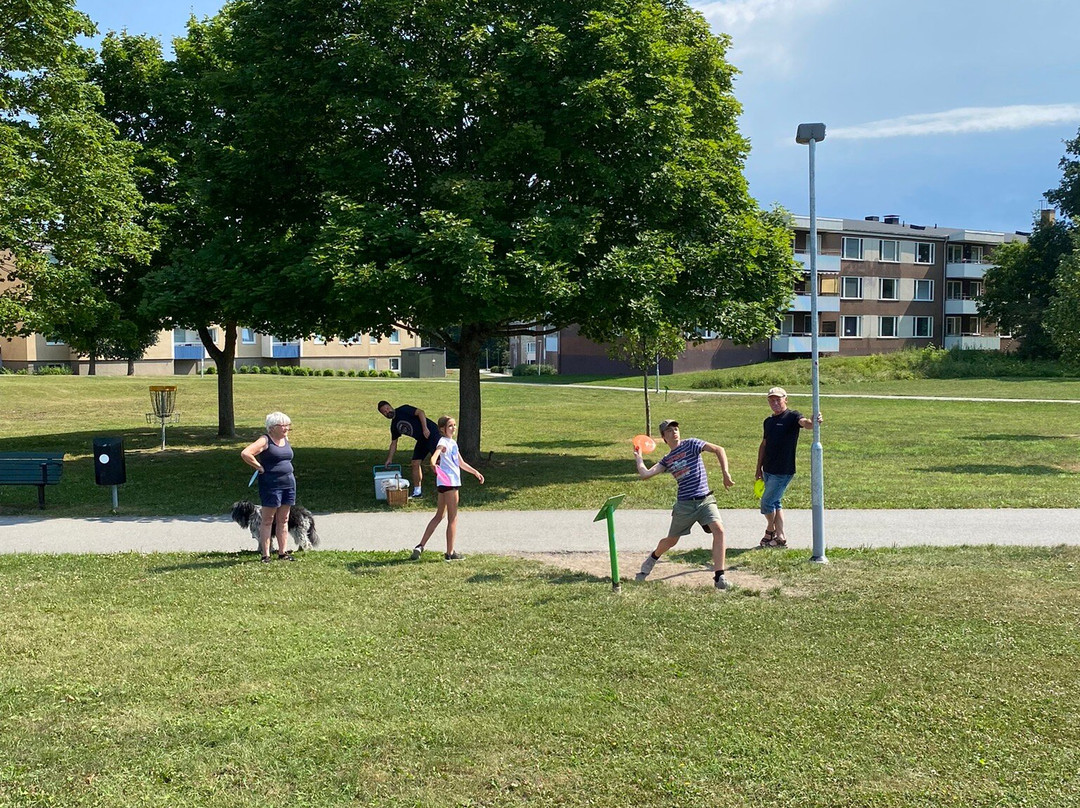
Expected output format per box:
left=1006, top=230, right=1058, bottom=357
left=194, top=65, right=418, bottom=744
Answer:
left=945, top=260, right=992, bottom=279
left=788, top=294, right=840, bottom=313
left=271, top=343, right=300, bottom=359
left=771, top=335, right=840, bottom=354
left=944, top=335, right=1000, bottom=351
left=794, top=250, right=841, bottom=273
left=173, top=343, right=205, bottom=360
left=944, top=298, right=981, bottom=316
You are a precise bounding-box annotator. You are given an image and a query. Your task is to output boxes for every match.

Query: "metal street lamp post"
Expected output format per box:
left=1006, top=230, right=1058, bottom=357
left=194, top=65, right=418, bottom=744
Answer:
left=795, top=123, right=827, bottom=564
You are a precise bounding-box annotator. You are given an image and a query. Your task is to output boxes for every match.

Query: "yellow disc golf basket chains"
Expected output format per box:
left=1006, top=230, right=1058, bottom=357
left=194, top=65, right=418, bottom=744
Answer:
left=146, top=386, right=180, bottom=449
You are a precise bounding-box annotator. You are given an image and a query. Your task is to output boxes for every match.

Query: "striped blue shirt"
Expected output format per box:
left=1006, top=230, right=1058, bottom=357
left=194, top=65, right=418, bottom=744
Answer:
left=659, top=438, right=711, bottom=500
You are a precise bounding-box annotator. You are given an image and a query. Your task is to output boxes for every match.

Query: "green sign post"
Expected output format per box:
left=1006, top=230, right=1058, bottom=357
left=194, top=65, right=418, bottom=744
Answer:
left=593, top=494, right=626, bottom=593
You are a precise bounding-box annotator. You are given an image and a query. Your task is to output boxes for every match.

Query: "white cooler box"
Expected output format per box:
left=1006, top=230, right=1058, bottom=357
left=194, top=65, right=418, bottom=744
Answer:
left=373, top=464, right=405, bottom=501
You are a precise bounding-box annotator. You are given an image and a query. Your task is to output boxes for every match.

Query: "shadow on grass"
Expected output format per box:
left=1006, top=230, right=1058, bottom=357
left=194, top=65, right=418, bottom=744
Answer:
left=0, top=431, right=636, bottom=515
left=148, top=552, right=252, bottom=573
left=921, top=463, right=1064, bottom=476
left=672, top=547, right=756, bottom=568
left=345, top=554, right=413, bottom=575
left=980, top=434, right=1070, bottom=442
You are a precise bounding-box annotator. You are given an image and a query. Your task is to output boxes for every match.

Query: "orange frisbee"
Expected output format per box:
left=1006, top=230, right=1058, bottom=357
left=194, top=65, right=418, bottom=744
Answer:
left=632, top=434, right=657, bottom=453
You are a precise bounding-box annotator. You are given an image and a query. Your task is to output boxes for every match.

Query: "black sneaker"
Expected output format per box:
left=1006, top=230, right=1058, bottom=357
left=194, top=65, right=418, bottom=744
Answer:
left=444, top=552, right=465, bottom=561
left=410, top=545, right=423, bottom=560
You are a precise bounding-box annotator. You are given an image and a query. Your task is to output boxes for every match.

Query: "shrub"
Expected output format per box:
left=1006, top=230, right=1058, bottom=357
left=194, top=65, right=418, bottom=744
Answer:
left=347, top=369, right=357, bottom=377
left=204, top=365, right=217, bottom=375
left=512, top=363, right=557, bottom=376
left=34, top=365, right=73, bottom=375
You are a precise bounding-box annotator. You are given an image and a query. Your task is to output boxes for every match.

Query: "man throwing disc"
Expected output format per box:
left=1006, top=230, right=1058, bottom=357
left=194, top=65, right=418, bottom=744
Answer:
left=633, top=419, right=735, bottom=590
left=378, top=400, right=441, bottom=499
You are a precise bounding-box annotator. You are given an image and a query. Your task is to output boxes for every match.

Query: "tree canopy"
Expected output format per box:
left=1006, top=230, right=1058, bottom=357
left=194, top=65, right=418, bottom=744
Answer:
left=0, top=0, right=154, bottom=361
left=171, top=0, right=795, bottom=459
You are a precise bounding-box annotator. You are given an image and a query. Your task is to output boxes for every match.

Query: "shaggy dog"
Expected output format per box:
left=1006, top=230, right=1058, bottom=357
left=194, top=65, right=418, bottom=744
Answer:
left=230, top=500, right=321, bottom=552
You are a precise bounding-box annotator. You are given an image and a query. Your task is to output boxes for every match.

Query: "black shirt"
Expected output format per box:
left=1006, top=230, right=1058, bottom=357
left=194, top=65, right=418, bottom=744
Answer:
left=762, top=409, right=804, bottom=476
left=390, top=404, right=438, bottom=444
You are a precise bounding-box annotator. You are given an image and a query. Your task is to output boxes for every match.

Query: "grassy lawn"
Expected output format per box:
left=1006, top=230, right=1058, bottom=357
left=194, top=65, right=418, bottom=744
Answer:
left=1, top=546, right=1078, bottom=807
left=1, top=374, right=1079, bottom=515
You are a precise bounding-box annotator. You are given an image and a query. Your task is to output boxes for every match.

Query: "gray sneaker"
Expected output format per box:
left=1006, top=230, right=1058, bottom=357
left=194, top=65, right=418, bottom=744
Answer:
left=410, top=545, right=423, bottom=560
left=636, top=554, right=658, bottom=581
left=444, top=552, right=465, bottom=561
left=714, top=573, right=729, bottom=591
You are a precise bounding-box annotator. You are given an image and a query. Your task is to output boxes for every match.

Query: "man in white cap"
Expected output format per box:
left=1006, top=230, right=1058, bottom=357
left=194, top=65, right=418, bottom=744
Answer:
left=755, top=387, right=821, bottom=547
left=632, top=419, right=735, bottom=590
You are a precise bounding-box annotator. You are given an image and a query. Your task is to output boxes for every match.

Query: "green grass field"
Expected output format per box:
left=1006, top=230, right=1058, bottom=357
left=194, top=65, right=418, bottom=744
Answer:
left=2, top=546, right=1078, bottom=807
left=1, top=373, right=1078, bottom=515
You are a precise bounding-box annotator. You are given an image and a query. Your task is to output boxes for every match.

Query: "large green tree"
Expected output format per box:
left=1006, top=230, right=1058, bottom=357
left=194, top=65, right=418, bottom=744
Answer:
left=1047, top=128, right=1080, bottom=222
left=0, top=0, right=154, bottom=364
left=980, top=218, right=1074, bottom=359
left=172, top=0, right=795, bottom=459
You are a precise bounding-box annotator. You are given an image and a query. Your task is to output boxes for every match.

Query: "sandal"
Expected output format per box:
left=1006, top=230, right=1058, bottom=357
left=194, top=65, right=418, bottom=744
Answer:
left=759, top=530, right=776, bottom=547
left=761, top=535, right=788, bottom=548
left=277, top=552, right=296, bottom=562
left=260, top=555, right=272, bottom=563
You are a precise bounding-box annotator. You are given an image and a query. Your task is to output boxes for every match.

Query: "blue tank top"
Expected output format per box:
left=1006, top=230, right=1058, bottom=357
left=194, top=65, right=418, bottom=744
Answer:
left=257, top=434, right=295, bottom=490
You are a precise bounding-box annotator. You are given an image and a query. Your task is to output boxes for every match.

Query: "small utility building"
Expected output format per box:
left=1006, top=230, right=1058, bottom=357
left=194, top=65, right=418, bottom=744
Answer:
left=400, top=347, right=446, bottom=378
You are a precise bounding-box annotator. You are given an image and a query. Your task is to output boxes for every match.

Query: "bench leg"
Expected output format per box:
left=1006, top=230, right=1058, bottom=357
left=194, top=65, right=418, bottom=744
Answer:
left=37, top=484, right=45, bottom=509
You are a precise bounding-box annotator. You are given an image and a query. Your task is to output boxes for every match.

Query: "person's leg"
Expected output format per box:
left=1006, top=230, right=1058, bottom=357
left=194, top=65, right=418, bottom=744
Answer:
left=410, top=458, right=424, bottom=496
left=275, top=504, right=293, bottom=558
left=259, top=505, right=276, bottom=560
left=443, top=490, right=461, bottom=558
left=760, top=474, right=792, bottom=546
left=637, top=535, right=680, bottom=580
left=415, top=494, right=448, bottom=558
left=707, top=521, right=730, bottom=589
left=772, top=508, right=787, bottom=546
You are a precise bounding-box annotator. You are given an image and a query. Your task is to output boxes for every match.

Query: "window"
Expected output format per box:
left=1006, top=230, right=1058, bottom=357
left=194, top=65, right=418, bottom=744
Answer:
left=879, top=239, right=900, bottom=262
left=970, top=281, right=983, bottom=300
left=781, top=314, right=795, bottom=336
left=819, top=275, right=839, bottom=295
left=946, top=316, right=960, bottom=336
left=44, top=336, right=66, bottom=346
left=389, top=330, right=400, bottom=344
left=914, top=279, right=934, bottom=301
left=841, top=276, right=863, bottom=299
left=879, top=278, right=899, bottom=300
left=368, top=358, right=377, bottom=371
left=946, top=280, right=962, bottom=300
left=878, top=316, right=898, bottom=338
left=525, top=341, right=535, bottom=356
left=842, top=237, right=864, bottom=260
left=947, top=244, right=963, bottom=264
left=389, top=357, right=400, bottom=372
left=842, top=316, right=862, bottom=337
left=793, top=276, right=808, bottom=294
left=915, top=242, right=934, bottom=264
left=820, top=320, right=838, bottom=337
left=241, top=328, right=256, bottom=345
left=312, top=335, right=326, bottom=345
left=913, top=316, right=933, bottom=338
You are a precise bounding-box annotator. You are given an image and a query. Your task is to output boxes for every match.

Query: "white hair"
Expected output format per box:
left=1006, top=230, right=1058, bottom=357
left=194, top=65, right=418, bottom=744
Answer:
left=265, top=411, right=291, bottom=429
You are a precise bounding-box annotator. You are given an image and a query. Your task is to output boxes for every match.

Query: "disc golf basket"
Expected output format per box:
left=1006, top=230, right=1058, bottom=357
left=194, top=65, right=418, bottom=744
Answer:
left=146, top=385, right=180, bottom=449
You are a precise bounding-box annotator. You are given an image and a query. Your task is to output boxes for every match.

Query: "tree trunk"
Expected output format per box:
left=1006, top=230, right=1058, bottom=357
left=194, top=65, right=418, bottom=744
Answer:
left=127, top=358, right=135, bottom=376
left=642, top=372, right=651, bottom=436
left=199, top=322, right=237, bottom=438
left=456, top=327, right=485, bottom=465
left=87, top=352, right=97, bottom=376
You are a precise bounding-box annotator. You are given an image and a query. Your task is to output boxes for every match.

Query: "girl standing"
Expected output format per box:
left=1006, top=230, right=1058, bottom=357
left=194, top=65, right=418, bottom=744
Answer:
left=411, top=415, right=484, bottom=560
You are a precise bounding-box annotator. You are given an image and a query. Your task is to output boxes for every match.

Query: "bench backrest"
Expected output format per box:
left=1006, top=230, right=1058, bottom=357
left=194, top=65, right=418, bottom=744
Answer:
left=0, top=453, right=64, bottom=484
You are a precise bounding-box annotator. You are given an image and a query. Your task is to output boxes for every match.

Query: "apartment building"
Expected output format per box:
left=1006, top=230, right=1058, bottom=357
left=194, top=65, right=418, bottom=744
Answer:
left=508, top=214, right=1025, bottom=374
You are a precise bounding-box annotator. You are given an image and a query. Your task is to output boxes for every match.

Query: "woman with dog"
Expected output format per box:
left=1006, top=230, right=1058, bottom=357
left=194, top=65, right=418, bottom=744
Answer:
left=411, top=415, right=484, bottom=561
left=241, top=411, right=298, bottom=563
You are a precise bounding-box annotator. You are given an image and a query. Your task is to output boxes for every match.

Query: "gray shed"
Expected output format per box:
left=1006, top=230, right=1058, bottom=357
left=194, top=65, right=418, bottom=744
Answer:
left=400, top=347, right=446, bottom=378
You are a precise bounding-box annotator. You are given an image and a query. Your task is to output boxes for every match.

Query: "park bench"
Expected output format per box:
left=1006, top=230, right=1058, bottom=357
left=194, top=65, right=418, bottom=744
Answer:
left=0, top=452, right=65, bottom=509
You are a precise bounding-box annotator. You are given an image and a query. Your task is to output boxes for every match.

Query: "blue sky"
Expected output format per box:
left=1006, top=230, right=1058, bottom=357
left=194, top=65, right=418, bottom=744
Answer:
left=77, top=0, right=1080, bottom=234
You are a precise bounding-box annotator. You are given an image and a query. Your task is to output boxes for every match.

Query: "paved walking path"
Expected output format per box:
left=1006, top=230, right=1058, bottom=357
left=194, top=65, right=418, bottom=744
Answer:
left=2, top=508, right=1076, bottom=555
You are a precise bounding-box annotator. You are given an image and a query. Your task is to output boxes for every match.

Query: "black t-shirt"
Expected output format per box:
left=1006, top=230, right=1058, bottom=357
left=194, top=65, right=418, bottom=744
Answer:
left=762, top=409, right=804, bottom=476
left=390, top=404, right=438, bottom=444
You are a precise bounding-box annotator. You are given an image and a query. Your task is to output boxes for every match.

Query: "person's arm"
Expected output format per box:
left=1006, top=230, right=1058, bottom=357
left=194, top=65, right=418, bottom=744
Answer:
left=241, top=436, right=269, bottom=472
left=755, top=438, right=766, bottom=479
left=634, top=447, right=668, bottom=480
left=799, top=412, right=824, bottom=429
left=702, top=442, right=734, bottom=488
left=459, top=457, right=485, bottom=484
left=416, top=409, right=430, bottom=439
left=429, top=444, right=445, bottom=473
left=385, top=437, right=398, bottom=466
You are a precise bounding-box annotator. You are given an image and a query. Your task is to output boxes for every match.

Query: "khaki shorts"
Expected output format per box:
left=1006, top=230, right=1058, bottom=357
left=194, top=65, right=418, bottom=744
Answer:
left=667, top=495, right=722, bottom=537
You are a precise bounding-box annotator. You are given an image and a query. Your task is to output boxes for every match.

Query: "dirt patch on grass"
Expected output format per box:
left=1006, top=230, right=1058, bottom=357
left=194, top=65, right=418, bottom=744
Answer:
left=510, top=550, right=787, bottom=594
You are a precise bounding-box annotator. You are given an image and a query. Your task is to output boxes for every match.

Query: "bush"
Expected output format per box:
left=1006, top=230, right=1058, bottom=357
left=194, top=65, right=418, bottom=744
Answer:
left=34, top=365, right=73, bottom=375
left=512, top=363, right=557, bottom=376
left=204, top=365, right=217, bottom=375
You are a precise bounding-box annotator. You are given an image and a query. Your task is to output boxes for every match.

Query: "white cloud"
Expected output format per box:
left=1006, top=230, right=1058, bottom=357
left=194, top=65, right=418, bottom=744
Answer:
left=694, top=0, right=836, bottom=31
left=690, top=0, right=839, bottom=75
left=830, top=104, right=1080, bottom=139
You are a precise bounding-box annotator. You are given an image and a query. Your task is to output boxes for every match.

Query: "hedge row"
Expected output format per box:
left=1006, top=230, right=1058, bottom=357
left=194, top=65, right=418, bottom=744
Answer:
left=219, top=365, right=398, bottom=377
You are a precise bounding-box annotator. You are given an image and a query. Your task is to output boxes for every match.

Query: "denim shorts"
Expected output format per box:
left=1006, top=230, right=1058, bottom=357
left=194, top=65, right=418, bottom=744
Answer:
left=259, top=487, right=296, bottom=508
left=759, top=472, right=794, bottom=515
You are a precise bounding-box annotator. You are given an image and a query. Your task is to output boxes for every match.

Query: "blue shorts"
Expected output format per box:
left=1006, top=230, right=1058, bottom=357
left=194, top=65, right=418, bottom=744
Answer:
left=259, top=487, right=296, bottom=508
left=759, top=472, right=794, bottom=515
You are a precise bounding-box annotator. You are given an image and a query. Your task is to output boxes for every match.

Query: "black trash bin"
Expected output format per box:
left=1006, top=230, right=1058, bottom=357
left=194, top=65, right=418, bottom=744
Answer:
left=93, top=437, right=126, bottom=486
